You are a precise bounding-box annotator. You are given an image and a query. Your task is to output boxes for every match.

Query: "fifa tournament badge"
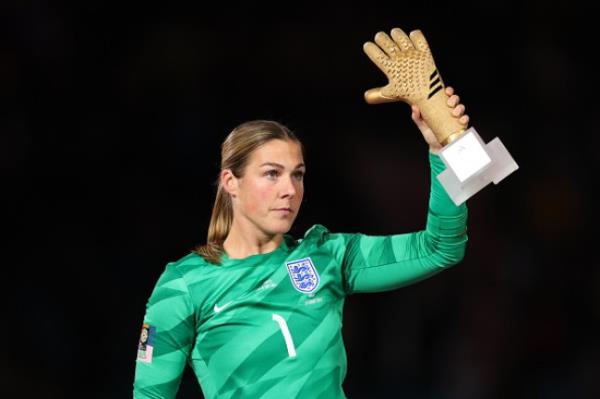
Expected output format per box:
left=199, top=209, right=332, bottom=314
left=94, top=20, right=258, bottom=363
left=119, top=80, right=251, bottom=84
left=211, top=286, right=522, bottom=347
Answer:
left=362, top=28, right=518, bottom=205
left=137, top=323, right=156, bottom=363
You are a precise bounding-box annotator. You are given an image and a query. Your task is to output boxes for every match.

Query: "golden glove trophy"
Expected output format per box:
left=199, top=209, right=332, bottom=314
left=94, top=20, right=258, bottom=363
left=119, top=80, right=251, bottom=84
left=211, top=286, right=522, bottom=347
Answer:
left=363, top=28, right=518, bottom=205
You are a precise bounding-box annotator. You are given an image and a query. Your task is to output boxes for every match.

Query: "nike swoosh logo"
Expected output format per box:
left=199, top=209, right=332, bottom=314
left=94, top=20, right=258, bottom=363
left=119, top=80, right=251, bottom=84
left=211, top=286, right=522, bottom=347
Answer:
left=214, top=301, right=233, bottom=313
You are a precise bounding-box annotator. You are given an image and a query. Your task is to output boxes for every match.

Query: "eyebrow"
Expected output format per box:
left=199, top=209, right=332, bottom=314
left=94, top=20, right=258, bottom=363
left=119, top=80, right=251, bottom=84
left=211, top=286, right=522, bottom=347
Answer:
left=259, top=162, right=305, bottom=169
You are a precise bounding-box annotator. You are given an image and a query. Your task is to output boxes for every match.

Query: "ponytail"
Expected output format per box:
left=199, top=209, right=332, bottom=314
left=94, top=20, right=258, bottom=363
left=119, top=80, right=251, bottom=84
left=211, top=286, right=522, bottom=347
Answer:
left=194, top=185, right=233, bottom=264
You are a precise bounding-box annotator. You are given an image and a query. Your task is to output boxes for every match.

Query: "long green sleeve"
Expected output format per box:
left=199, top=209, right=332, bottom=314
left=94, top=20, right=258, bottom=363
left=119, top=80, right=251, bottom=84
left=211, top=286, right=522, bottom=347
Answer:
left=133, top=264, right=195, bottom=398
left=342, top=152, right=468, bottom=294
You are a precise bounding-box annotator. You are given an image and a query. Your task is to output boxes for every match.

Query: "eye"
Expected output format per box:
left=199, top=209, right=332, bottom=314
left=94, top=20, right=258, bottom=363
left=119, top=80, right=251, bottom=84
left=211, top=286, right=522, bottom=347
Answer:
left=293, top=171, right=305, bottom=181
left=265, top=169, right=280, bottom=179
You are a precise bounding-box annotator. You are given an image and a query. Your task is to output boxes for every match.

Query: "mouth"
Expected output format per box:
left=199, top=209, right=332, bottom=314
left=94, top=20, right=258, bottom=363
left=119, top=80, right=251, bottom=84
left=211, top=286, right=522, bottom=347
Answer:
left=273, top=208, right=293, bottom=214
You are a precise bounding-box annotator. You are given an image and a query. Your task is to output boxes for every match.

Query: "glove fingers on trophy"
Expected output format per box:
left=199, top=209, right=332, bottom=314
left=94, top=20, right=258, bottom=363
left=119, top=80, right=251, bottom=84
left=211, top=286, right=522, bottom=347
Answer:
left=363, top=42, right=390, bottom=74
left=364, top=86, right=398, bottom=104
left=374, top=31, right=402, bottom=58
left=408, top=29, right=431, bottom=54
left=390, top=28, right=413, bottom=51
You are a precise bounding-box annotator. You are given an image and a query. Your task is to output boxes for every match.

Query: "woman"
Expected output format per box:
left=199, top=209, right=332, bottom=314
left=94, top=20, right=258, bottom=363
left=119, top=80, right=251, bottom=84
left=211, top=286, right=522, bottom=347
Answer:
left=133, top=87, right=469, bottom=398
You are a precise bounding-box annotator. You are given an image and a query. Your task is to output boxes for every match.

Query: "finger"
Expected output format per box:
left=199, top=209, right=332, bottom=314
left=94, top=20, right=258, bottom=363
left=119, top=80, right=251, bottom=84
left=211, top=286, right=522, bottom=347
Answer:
left=411, top=107, right=430, bottom=132
left=364, top=87, right=397, bottom=104
left=447, top=94, right=460, bottom=107
left=411, top=104, right=421, bottom=120
left=452, top=104, right=466, bottom=117
left=409, top=29, right=431, bottom=53
left=390, top=28, right=413, bottom=50
left=459, top=115, right=469, bottom=125
left=374, top=31, right=402, bottom=58
left=363, top=41, right=389, bottom=74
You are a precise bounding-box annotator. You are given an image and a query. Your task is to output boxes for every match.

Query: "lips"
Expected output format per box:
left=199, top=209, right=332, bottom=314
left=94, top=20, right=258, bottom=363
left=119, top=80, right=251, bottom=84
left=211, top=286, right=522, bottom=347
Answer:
left=273, top=208, right=293, bottom=213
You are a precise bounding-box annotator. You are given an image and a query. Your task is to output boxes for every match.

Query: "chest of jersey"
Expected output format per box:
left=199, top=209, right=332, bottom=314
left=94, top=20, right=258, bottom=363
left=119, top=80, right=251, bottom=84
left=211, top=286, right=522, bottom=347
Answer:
left=188, top=247, right=347, bottom=396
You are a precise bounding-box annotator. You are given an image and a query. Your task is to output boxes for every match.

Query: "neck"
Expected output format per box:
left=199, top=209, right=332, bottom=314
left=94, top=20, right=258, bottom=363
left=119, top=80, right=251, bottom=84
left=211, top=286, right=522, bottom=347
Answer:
left=223, top=219, right=283, bottom=259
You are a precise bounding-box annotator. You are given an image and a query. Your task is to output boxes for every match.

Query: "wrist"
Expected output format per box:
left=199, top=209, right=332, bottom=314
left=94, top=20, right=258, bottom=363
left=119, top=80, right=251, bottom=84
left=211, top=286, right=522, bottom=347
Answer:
left=429, top=145, right=443, bottom=155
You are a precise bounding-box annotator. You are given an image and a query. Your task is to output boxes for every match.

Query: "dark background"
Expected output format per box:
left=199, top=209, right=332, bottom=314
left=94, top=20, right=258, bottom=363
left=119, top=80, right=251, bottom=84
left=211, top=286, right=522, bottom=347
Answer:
left=2, top=1, right=598, bottom=398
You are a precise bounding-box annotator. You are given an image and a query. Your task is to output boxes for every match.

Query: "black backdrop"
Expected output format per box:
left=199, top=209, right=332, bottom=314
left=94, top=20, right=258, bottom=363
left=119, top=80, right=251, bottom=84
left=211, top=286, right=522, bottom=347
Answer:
left=3, top=1, right=598, bottom=398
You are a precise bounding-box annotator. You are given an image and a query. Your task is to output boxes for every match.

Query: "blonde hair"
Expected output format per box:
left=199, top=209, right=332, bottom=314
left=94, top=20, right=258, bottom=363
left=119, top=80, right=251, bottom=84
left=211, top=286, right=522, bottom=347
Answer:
left=194, top=120, right=303, bottom=265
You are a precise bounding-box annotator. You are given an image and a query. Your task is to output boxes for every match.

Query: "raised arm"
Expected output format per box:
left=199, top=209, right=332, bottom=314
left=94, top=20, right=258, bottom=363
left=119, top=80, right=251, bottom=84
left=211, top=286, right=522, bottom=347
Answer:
left=351, top=26, right=470, bottom=293
left=343, top=152, right=467, bottom=294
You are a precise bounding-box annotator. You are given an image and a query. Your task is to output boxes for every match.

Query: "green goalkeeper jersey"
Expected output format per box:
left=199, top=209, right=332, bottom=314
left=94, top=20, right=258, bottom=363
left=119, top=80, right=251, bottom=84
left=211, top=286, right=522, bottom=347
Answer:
left=133, top=153, right=468, bottom=399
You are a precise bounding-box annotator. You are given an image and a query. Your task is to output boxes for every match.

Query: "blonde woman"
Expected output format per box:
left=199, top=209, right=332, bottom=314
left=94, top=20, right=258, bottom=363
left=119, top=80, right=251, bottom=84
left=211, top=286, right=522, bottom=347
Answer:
left=133, top=87, right=469, bottom=398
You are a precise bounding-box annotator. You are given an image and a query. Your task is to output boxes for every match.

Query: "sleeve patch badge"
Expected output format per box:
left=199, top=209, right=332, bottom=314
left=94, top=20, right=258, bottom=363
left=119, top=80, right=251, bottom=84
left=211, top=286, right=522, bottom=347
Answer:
left=137, top=323, right=156, bottom=363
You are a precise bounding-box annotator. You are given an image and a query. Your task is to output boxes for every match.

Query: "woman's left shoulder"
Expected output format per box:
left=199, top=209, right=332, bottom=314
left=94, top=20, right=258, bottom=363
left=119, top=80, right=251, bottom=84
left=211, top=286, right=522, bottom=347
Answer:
left=302, top=224, right=330, bottom=239
left=298, top=224, right=351, bottom=248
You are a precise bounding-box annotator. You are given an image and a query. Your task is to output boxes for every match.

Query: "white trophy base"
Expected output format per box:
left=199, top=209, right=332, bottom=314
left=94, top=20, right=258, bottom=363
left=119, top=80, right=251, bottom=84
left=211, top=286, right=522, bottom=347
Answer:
left=437, top=127, right=518, bottom=206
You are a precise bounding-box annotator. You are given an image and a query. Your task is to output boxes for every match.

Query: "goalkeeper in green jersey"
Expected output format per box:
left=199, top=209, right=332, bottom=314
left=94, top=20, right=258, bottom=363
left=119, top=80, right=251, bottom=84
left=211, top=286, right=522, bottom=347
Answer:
left=133, top=82, right=469, bottom=398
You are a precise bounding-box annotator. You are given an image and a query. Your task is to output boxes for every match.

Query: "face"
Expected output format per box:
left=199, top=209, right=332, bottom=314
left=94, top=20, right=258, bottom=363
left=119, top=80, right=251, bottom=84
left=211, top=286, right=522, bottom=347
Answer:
left=140, top=328, right=148, bottom=343
left=224, top=139, right=305, bottom=238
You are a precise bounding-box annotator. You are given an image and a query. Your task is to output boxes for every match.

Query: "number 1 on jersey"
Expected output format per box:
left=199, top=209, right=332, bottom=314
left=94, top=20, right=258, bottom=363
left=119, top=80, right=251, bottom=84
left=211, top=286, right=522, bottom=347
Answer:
left=272, top=313, right=297, bottom=358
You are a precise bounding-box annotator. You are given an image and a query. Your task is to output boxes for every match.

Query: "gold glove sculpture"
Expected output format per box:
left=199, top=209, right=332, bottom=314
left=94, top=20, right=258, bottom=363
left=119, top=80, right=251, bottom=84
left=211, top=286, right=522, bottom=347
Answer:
left=363, top=28, right=465, bottom=146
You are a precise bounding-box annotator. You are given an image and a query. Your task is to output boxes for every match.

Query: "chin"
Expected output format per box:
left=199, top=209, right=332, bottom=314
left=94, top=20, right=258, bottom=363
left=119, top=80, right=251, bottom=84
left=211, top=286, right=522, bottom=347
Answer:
left=273, top=224, right=293, bottom=235
left=267, top=220, right=295, bottom=235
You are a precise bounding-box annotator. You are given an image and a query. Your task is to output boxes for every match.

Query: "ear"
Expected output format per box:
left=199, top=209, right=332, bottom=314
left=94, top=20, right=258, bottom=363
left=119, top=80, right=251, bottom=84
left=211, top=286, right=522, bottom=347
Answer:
left=220, top=169, right=239, bottom=197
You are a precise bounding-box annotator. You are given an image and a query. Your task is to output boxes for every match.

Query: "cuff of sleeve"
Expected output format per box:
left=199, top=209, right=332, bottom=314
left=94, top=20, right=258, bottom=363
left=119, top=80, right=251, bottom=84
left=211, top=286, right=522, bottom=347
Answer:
left=428, top=151, right=467, bottom=216
left=429, top=151, right=446, bottom=175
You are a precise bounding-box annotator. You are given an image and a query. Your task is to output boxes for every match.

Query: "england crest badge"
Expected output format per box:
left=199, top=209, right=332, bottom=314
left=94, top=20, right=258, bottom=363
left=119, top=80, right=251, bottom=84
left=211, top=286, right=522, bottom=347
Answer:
left=286, top=257, right=320, bottom=294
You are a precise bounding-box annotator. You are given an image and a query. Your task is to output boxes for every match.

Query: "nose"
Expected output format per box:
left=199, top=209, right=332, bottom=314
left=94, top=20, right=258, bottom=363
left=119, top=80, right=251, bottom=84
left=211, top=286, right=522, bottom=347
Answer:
left=280, top=175, right=298, bottom=199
